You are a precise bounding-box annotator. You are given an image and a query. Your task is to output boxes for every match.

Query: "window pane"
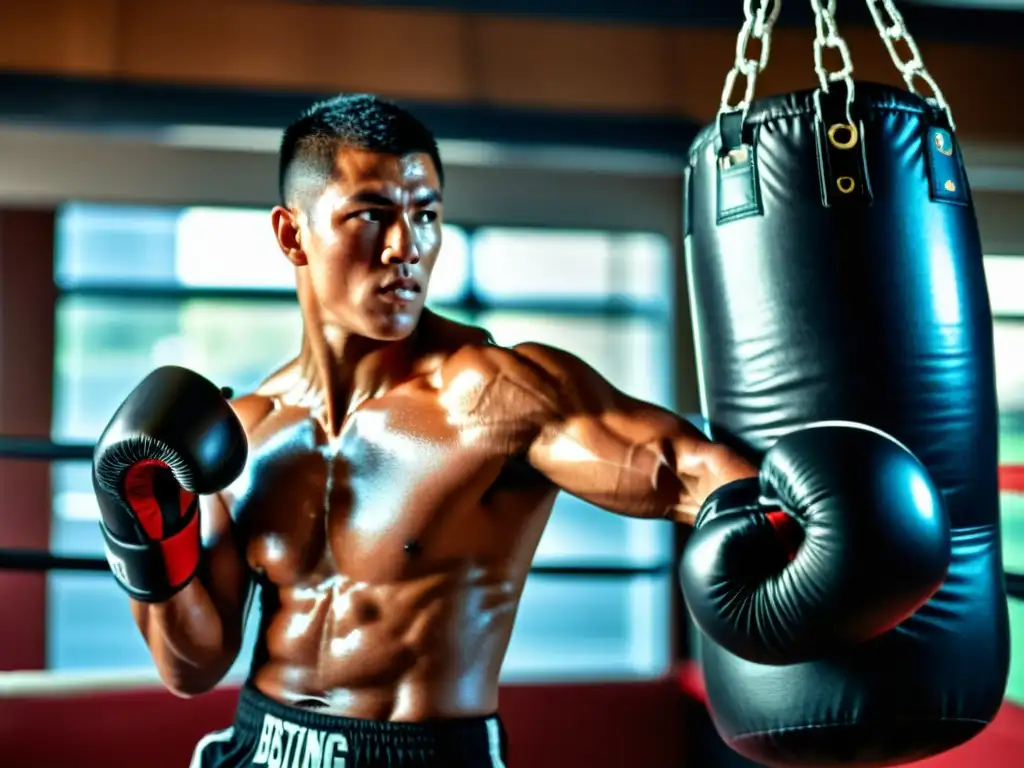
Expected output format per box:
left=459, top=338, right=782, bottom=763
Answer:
left=51, top=304, right=676, bottom=570
left=53, top=296, right=302, bottom=442
left=531, top=494, right=675, bottom=568
left=985, top=256, right=1024, bottom=316
left=55, top=203, right=180, bottom=287
left=471, top=228, right=671, bottom=308
left=175, top=207, right=294, bottom=289
left=178, top=208, right=471, bottom=303
left=995, top=320, right=1024, bottom=420
left=480, top=311, right=673, bottom=408
left=48, top=293, right=287, bottom=674
left=50, top=295, right=304, bottom=578
left=478, top=311, right=675, bottom=569
left=47, top=571, right=259, bottom=680
left=1009, top=601, right=1024, bottom=705
left=995, top=320, right=1024, bottom=578
left=47, top=572, right=151, bottom=671
left=501, top=575, right=672, bottom=681
left=1004, top=484, right=1024, bottom=571
left=47, top=570, right=671, bottom=682
left=55, top=202, right=471, bottom=301
left=427, top=226, right=470, bottom=304
left=996, top=317, right=1024, bottom=705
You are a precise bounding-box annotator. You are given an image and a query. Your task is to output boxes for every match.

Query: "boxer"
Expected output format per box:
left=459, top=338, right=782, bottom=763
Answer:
left=91, top=94, right=949, bottom=767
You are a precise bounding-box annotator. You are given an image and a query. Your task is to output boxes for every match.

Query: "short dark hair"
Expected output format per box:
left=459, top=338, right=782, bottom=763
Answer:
left=278, top=93, right=444, bottom=209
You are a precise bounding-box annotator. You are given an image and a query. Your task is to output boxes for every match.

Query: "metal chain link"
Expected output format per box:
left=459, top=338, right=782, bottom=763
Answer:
left=719, top=0, right=783, bottom=115
left=809, top=0, right=857, bottom=116
left=865, top=0, right=955, bottom=129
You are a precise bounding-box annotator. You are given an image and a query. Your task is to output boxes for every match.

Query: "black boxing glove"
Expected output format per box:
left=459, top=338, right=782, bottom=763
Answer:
left=92, top=366, right=247, bottom=603
left=679, top=422, right=951, bottom=665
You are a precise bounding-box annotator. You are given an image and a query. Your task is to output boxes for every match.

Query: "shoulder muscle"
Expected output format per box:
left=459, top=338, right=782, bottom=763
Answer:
left=227, top=394, right=275, bottom=438
left=430, top=342, right=567, bottom=441
left=511, top=342, right=622, bottom=413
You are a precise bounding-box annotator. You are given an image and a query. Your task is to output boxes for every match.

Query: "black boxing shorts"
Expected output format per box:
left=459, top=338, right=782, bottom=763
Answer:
left=188, top=682, right=510, bottom=768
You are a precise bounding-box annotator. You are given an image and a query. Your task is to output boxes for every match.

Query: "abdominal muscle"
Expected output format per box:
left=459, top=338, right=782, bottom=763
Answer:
left=249, top=566, right=524, bottom=721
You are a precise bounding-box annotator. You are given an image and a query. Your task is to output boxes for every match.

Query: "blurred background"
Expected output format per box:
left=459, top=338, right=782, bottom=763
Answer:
left=0, top=1, right=1023, bottom=766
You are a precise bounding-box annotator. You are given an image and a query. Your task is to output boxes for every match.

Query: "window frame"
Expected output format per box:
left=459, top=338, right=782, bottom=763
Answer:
left=28, top=124, right=691, bottom=408
left=34, top=129, right=692, bottom=678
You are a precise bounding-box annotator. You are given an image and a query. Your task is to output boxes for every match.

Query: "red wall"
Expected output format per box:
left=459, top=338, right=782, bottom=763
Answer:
left=0, top=678, right=686, bottom=768
left=0, top=208, right=55, bottom=671
left=0, top=671, right=1021, bottom=768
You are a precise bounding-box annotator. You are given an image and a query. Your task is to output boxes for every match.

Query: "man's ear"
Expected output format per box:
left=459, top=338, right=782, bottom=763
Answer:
left=271, top=206, right=307, bottom=267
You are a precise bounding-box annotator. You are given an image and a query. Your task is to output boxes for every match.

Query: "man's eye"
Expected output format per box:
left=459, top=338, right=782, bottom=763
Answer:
left=357, top=210, right=385, bottom=223
left=415, top=210, right=438, bottom=224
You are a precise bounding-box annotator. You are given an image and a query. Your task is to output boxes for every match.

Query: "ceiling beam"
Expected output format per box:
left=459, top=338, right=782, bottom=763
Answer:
left=329, top=0, right=1024, bottom=45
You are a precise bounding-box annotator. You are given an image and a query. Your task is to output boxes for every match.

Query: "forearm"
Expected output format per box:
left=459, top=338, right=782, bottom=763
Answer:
left=131, top=575, right=245, bottom=696
left=528, top=412, right=758, bottom=526
left=511, top=340, right=761, bottom=525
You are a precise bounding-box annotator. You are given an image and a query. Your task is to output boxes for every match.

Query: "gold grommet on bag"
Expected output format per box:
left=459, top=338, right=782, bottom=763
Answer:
left=837, top=176, right=856, bottom=194
left=935, top=132, right=954, bottom=156
left=945, top=180, right=957, bottom=192
left=828, top=123, right=859, bottom=150
left=719, top=146, right=750, bottom=170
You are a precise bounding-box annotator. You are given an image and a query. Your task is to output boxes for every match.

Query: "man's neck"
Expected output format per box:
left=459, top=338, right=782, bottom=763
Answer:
left=296, top=319, right=418, bottom=439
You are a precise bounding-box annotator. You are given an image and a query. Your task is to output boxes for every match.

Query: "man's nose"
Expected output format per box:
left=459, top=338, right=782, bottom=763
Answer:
left=381, top=216, right=420, bottom=265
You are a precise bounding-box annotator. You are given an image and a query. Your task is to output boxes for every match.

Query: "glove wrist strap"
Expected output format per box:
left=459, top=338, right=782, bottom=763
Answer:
left=695, top=476, right=762, bottom=529
left=99, top=505, right=201, bottom=603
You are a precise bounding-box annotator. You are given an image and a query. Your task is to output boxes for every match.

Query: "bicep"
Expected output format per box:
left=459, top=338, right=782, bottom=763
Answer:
left=515, top=343, right=710, bottom=518
left=514, top=340, right=707, bottom=464
left=529, top=395, right=700, bottom=494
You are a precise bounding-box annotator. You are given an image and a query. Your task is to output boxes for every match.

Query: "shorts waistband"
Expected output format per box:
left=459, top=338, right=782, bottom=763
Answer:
left=234, top=681, right=502, bottom=751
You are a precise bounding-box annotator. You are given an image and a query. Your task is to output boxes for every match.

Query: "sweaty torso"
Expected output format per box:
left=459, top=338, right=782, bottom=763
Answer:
left=225, top=321, right=560, bottom=720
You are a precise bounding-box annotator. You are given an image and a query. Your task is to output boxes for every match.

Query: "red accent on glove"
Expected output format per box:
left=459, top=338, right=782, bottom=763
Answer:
left=157, top=506, right=201, bottom=587
left=766, top=510, right=804, bottom=561
left=123, top=459, right=199, bottom=587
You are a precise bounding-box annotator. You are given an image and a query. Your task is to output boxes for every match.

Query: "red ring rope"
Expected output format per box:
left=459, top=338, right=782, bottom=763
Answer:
left=1001, top=465, right=1024, bottom=494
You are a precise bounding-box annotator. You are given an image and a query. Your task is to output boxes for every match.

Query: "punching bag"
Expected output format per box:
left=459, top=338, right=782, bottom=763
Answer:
left=682, top=81, right=1010, bottom=766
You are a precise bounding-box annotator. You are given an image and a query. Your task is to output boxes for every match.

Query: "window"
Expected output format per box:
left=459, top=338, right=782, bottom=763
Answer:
left=985, top=255, right=1024, bottom=704
left=48, top=203, right=676, bottom=683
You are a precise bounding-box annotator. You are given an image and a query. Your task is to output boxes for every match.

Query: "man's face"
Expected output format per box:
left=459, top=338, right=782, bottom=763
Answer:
left=286, top=148, right=443, bottom=341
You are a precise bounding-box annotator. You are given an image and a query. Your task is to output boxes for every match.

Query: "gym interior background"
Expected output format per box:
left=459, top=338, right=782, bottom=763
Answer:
left=0, top=1, right=1023, bottom=765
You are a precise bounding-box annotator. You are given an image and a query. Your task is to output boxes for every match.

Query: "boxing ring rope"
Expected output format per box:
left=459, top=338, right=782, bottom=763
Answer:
left=0, top=435, right=1020, bottom=590
left=0, top=434, right=671, bottom=580
left=1, top=436, right=93, bottom=461
left=0, top=548, right=671, bottom=578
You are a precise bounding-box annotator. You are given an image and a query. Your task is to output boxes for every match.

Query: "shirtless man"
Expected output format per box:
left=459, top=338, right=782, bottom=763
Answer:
left=91, top=94, right=947, bottom=768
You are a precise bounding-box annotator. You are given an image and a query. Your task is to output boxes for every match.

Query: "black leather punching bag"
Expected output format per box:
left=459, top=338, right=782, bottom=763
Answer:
left=682, top=82, right=1009, bottom=766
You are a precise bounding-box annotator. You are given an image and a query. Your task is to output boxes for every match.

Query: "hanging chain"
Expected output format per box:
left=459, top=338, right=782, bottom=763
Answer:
left=865, top=0, right=955, bottom=129
left=809, top=0, right=857, bottom=116
left=719, top=0, right=783, bottom=115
